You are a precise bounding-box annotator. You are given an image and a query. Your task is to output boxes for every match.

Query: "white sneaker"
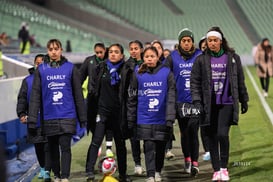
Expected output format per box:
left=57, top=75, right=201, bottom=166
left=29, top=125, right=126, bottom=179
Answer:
left=202, top=152, right=211, bottom=161
left=61, top=179, right=69, bottom=182
left=211, top=171, right=221, bottom=181
left=184, top=161, right=191, bottom=174
left=54, top=177, right=61, bottom=182
left=165, top=150, right=175, bottom=160
left=106, top=148, right=114, bottom=157
left=220, top=168, right=230, bottom=181
left=155, top=172, right=162, bottom=182
left=134, top=165, right=144, bottom=175
left=146, top=177, right=155, bottom=182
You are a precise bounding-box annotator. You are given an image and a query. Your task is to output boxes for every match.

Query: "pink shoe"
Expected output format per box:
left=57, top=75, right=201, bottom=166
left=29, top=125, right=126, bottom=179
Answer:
left=211, top=171, right=221, bottom=181
left=220, top=168, right=230, bottom=181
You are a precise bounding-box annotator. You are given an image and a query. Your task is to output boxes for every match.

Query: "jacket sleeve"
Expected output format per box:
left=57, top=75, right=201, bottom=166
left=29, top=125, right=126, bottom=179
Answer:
left=254, top=45, right=260, bottom=65
left=127, top=72, right=138, bottom=122
left=89, top=63, right=100, bottom=96
left=234, top=54, right=249, bottom=103
left=16, top=78, right=28, bottom=118
left=72, top=67, right=87, bottom=124
left=165, top=55, right=173, bottom=70
left=27, top=70, right=41, bottom=129
left=166, top=71, right=176, bottom=121
left=79, top=58, right=89, bottom=84
left=190, top=55, right=203, bottom=102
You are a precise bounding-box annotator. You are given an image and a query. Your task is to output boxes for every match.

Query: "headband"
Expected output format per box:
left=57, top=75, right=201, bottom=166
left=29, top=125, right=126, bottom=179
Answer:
left=206, top=31, right=222, bottom=40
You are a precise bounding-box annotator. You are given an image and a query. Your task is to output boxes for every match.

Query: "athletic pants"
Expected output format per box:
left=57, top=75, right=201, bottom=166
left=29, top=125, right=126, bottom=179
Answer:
left=178, top=117, right=199, bottom=163
left=203, top=104, right=232, bottom=171
left=85, top=113, right=127, bottom=176
left=47, top=134, right=72, bottom=178
left=144, top=140, right=166, bottom=178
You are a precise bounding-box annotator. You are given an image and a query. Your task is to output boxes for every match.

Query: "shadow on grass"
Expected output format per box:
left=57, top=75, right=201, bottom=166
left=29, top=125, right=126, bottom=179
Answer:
left=230, top=143, right=273, bottom=158
left=231, top=161, right=273, bottom=180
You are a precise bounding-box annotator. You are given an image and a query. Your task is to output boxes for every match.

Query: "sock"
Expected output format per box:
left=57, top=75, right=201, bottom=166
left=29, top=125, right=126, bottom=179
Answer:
left=185, top=157, right=191, bottom=162
left=106, top=141, right=112, bottom=150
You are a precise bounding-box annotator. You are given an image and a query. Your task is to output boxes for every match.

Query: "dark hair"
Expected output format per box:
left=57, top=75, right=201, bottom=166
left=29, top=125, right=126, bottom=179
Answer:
left=207, top=26, right=234, bottom=53
left=198, top=36, right=206, bottom=50
left=261, top=38, right=271, bottom=54
left=152, top=40, right=165, bottom=61
left=129, top=40, right=144, bottom=59
left=108, top=43, right=124, bottom=54
left=261, top=38, right=269, bottom=49
left=164, top=48, right=171, bottom=53
left=129, top=40, right=143, bottom=49
left=262, top=38, right=269, bottom=43
left=138, top=46, right=159, bottom=74
left=144, top=42, right=151, bottom=46
left=94, top=43, right=105, bottom=50
left=143, top=46, right=159, bottom=57
left=174, top=43, right=179, bottom=50
left=34, top=54, right=44, bottom=64
left=47, top=39, right=62, bottom=49
left=151, top=40, right=164, bottom=51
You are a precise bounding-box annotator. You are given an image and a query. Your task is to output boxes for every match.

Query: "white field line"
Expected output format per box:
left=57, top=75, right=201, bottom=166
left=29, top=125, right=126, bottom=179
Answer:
left=245, top=66, right=273, bottom=125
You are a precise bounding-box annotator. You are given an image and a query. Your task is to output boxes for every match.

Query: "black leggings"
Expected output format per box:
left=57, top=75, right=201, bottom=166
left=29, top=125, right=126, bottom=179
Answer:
left=178, top=117, right=199, bottom=162
left=260, top=73, right=270, bottom=92
left=85, top=113, right=127, bottom=176
left=165, top=132, right=175, bottom=152
left=203, top=105, right=232, bottom=171
left=201, top=127, right=210, bottom=152
left=34, top=142, right=50, bottom=170
left=21, top=40, right=27, bottom=54
left=130, top=127, right=141, bottom=166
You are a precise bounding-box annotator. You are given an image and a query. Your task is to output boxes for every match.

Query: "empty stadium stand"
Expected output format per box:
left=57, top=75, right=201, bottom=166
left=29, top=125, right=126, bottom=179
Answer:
left=0, top=0, right=112, bottom=53
left=237, top=0, right=273, bottom=44
left=90, top=0, right=254, bottom=55
left=1, top=0, right=269, bottom=181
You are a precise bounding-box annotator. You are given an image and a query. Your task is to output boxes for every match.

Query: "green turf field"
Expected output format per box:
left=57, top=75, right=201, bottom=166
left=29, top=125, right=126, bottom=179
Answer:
left=31, top=66, right=273, bottom=182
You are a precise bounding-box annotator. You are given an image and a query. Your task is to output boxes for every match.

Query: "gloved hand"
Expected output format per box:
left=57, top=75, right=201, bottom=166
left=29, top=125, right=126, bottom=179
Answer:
left=193, top=101, right=203, bottom=114
left=241, top=102, right=248, bottom=114
left=166, top=120, right=174, bottom=134
left=166, top=120, right=173, bottom=128
left=80, top=122, right=87, bottom=128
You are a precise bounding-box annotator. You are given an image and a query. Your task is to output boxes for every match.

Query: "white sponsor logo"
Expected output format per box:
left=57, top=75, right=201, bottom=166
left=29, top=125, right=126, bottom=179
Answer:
left=47, top=75, right=66, bottom=80
left=143, top=89, right=162, bottom=95
left=180, top=69, right=191, bottom=76
left=185, top=78, right=190, bottom=88
left=48, top=82, right=66, bottom=89
left=53, top=91, right=63, bottom=102
left=179, top=63, right=193, bottom=68
left=143, top=81, right=162, bottom=87
left=214, top=82, right=223, bottom=92
left=149, top=98, right=159, bottom=109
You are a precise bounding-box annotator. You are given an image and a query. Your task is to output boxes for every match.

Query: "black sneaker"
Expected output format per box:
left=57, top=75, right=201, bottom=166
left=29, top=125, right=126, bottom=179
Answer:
left=86, top=172, right=95, bottom=182
left=191, top=165, right=199, bottom=177
left=119, top=174, right=132, bottom=182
